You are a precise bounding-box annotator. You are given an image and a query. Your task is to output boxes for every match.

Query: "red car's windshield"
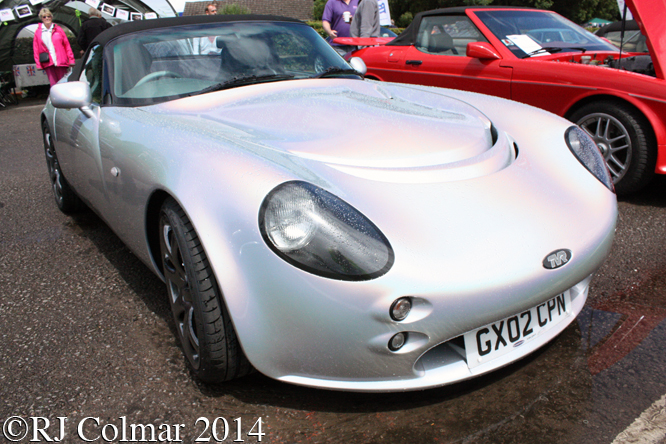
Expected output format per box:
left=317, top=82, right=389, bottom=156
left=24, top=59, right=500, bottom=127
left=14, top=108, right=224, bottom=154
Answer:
left=474, top=10, right=619, bottom=57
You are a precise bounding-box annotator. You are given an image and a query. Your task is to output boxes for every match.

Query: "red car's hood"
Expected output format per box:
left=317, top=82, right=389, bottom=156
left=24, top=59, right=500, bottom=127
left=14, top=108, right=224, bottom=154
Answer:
left=627, top=0, right=665, bottom=78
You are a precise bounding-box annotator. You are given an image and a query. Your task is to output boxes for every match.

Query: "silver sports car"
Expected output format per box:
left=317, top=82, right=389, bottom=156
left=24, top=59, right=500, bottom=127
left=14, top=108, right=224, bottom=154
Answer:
left=42, top=14, right=617, bottom=392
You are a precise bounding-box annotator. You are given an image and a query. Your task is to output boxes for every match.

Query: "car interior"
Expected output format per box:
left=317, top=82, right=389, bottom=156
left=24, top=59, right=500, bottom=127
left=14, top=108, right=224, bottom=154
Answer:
left=415, top=16, right=487, bottom=56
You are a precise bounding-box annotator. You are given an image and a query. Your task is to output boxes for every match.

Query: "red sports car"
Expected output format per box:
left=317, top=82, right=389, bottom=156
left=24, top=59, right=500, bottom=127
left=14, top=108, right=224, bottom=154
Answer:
left=345, top=0, right=666, bottom=195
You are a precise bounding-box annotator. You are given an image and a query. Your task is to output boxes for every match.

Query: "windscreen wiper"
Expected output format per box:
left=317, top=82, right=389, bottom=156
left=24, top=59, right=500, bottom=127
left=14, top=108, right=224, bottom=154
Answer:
left=312, top=67, right=362, bottom=79
left=192, top=74, right=295, bottom=95
left=522, top=47, right=587, bottom=58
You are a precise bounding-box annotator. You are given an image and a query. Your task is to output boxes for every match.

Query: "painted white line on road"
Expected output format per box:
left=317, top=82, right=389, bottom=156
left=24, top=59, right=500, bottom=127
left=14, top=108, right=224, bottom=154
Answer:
left=612, top=393, right=666, bottom=444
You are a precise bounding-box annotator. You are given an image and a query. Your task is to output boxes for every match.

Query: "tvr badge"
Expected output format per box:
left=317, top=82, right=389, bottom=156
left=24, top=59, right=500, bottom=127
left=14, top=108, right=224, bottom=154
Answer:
left=543, top=249, right=572, bottom=269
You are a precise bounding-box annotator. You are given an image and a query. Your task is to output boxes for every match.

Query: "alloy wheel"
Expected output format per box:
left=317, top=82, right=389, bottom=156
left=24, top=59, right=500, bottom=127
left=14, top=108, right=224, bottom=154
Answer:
left=43, top=127, right=65, bottom=205
left=160, top=220, right=200, bottom=369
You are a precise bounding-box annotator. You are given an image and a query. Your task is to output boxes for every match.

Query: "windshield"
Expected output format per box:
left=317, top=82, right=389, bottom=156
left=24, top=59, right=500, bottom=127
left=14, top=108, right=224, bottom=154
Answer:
left=106, top=21, right=356, bottom=106
left=474, top=10, right=618, bottom=58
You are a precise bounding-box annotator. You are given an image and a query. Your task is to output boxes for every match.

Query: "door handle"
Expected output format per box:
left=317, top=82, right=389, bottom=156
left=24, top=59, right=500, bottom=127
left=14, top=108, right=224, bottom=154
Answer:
left=406, top=60, right=423, bottom=66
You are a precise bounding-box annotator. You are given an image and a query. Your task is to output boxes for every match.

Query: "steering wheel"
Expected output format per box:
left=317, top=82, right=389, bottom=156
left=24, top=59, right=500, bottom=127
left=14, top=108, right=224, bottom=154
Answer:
left=134, top=71, right=183, bottom=88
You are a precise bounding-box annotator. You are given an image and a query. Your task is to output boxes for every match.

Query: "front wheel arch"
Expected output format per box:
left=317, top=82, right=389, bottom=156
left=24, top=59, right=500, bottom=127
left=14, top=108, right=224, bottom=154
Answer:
left=146, top=189, right=172, bottom=277
left=155, top=196, right=252, bottom=382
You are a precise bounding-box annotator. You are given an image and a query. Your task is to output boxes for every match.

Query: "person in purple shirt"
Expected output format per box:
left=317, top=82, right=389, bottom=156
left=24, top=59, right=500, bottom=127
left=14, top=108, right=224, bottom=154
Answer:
left=322, top=0, right=359, bottom=55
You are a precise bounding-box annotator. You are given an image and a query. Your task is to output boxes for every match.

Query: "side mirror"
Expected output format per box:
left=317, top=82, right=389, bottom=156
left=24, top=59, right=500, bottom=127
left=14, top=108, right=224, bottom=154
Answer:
left=49, top=81, right=95, bottom=118
left=348, top=56, right=367, bottom=75
left=466, top=42, right=501, bottom=60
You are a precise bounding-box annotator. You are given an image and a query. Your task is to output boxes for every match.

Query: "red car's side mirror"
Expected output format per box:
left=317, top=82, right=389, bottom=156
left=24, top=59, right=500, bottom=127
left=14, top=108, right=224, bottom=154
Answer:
left=467, top=42, right=501, bottom=60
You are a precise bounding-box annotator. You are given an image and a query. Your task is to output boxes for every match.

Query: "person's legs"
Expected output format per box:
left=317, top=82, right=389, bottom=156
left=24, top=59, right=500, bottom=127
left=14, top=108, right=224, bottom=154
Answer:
left=45, top=66, right=70, bottom=86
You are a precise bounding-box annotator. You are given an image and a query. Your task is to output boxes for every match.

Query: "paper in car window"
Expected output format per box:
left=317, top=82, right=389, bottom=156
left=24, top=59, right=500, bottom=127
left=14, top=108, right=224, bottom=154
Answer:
left=506, top=34, right=549, bottom=57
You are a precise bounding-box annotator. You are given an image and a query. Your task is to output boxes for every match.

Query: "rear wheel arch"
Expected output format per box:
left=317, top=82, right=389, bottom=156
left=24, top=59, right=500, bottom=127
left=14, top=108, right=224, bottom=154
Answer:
left=42, top=116, right=84, bottom=213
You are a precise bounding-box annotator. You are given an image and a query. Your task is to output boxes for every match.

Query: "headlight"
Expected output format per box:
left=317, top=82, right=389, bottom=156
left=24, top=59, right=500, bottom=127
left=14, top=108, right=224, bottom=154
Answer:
left=259, top=181, right=394, bottom=281
left=565, top=126, right=614, bottom=192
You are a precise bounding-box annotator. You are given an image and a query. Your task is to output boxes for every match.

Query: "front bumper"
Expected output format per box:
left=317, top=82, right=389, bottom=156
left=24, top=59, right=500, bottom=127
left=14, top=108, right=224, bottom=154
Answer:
left=276, top=276, right=590, bottom=392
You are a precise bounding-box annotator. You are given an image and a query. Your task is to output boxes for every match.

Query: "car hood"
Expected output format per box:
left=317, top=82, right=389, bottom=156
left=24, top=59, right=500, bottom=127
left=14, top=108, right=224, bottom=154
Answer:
left=152, top=79, right=513, bottom=181
left=627, top=0, right=665, bottom=78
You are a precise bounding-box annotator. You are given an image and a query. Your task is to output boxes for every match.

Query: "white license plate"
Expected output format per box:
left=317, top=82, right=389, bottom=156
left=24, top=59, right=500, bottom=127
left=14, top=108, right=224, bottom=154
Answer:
left=463, top=292, right=571, bottom=369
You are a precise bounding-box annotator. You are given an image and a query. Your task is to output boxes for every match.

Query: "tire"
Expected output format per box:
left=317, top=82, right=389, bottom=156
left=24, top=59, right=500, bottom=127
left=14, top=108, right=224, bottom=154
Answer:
left=42, top=120, right=83, bottom=213
left=159, top=198, right=251, bottom=383
left=569, top=101, right=656, bottom=195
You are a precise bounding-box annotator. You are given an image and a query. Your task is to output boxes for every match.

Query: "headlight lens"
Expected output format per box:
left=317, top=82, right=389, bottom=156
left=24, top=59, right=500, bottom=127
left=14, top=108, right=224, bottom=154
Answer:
left=565, top=126, right=614, bottom=192
left=263, top=185, right=317, bottom=251
left=259, top=181, right=394, bottom=281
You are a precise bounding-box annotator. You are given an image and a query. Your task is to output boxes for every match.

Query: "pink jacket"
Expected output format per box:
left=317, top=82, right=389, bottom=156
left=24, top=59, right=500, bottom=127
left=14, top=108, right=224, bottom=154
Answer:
left=33, top=23, right=76, bottom=69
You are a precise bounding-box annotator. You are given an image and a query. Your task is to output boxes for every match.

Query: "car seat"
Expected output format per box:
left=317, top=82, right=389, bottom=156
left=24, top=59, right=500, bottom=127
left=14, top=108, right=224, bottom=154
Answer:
left=427, top=28, right=458, bottom=55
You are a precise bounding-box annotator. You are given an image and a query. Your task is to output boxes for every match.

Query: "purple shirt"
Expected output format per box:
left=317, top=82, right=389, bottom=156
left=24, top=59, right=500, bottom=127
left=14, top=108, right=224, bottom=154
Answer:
left=322, top=0, right=359, bottom=42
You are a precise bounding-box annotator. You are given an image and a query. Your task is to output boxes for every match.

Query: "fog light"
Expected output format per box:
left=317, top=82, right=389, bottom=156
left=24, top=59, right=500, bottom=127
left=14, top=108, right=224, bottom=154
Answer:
left=389, top=332, right=407, bottom=351
left=390, top=297, right=412, bottom=321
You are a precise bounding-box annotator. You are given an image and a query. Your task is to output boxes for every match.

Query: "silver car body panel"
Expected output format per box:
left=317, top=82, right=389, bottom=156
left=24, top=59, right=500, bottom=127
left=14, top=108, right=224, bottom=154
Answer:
left=43, top=75, right=616, bottom=391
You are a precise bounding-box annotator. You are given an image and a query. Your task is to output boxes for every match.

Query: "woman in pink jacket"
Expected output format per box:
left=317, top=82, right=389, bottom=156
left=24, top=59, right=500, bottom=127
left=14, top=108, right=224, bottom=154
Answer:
left=33, top=8, right=76, bottom=86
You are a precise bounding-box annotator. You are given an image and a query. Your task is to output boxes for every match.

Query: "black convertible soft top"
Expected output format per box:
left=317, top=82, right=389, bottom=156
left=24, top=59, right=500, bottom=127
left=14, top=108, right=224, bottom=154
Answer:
left=90, top=14, right=303, bottom=47
left=595, top=20, right=639, bottom=37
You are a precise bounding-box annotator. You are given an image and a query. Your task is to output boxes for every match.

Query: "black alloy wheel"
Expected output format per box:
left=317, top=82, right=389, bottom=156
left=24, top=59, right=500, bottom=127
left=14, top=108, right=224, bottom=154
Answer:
left=159, top=198, right=251, bottom=383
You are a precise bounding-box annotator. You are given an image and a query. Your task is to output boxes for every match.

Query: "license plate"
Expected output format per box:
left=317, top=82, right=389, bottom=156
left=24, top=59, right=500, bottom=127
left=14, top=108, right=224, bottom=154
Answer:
left=463, top=292, right=571, bottom=369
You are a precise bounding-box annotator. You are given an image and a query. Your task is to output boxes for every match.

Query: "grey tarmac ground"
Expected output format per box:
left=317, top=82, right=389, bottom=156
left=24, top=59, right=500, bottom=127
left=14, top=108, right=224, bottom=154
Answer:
left=1, top=100, right=665, bottom=444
